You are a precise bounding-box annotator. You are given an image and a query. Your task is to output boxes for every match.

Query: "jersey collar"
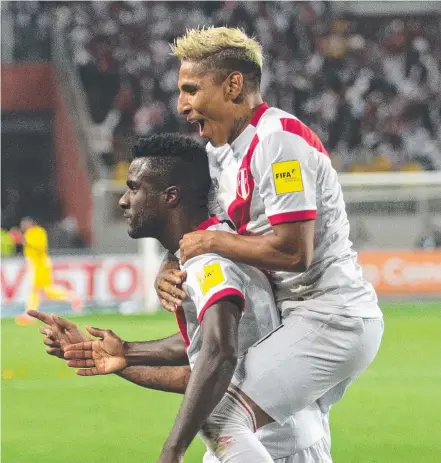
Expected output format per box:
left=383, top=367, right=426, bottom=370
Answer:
left=230, top=102, right=269, bottom=153
left=250, top=102, right=269, bottom=127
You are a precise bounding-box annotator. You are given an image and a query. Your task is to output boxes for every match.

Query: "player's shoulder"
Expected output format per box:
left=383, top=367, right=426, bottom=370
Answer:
left=182, top=253, right=248, bottom=305
left=25, top=225, right=46, bottom=239
left=255, top=106, right=296, bottom=138
left=256, top=106, right=327, bottom=155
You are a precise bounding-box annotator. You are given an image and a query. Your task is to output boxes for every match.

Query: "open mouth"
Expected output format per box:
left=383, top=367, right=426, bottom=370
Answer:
left=189, top=119, right=205, bottom=136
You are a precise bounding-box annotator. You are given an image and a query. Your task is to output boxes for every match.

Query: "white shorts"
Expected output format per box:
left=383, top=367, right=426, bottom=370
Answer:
left=232, top=307, right=384, bottom=424
left=202, top=435, right=332, bottom=463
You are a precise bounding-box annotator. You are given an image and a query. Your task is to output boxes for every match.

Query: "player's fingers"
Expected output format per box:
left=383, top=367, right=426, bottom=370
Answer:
left=46, top=347, right=63, bottom=358
left=157, top=292, right=182, bottom=309
left=85, top=326, right=109, bottom=338
left=76, top=368, right=99, bottom=376
left=162, top=270, right=184, bottom=285
left=27, top=310, right=54, bottom=325
left=63, top=349, right=93, bottom=359
left=160, top=298, right=177, bottom=312
left=47, top=338, right=61, bottom=348
left=157, top=282, right=185, bottom=304
left=40, top=326, right=52, bottom=336
left=43, top=337, right=58, bottom=347
left=64, top=341, right=93, bottom=352
left=66, top=359, right=95, bottom=368
left=52, top=315, right=77, bottom=330
left=161, top=280, right=186, bottom=300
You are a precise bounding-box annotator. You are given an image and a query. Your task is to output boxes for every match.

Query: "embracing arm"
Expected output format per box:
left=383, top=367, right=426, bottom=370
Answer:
left=160, top=299, right=241, bottom=457
left=116, top=365, right=190, bottom=394
left=182, top=220, right=314, bottom=272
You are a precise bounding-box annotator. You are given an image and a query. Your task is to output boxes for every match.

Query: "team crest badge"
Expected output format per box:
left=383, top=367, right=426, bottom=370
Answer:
left=237, top=168, right=250, bottom=200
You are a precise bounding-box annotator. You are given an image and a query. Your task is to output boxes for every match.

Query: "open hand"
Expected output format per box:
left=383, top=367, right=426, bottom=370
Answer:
left=64, top=327, right=127, bottom=376
left=27, top=310, right=89, bottom=358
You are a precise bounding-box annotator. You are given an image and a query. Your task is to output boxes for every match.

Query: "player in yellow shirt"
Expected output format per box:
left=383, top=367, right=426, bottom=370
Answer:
left=10, top=218, right=83, bottom=326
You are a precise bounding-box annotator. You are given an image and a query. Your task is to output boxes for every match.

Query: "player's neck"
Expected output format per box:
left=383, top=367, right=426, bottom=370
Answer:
left=228, top=93, right=263, bottom=144
left=161, top=207, right=211, bottom=254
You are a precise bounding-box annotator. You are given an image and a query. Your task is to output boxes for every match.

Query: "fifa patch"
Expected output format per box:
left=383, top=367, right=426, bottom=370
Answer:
left=197, top=262, right=225, bottom=295
left=272, top=160, right=304, bottom=194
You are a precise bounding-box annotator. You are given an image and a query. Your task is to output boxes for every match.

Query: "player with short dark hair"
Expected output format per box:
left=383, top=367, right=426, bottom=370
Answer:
left=43, top=133, right=331, bottom=463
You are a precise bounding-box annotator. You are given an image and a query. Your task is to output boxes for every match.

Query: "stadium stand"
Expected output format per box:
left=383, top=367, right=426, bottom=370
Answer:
left=3, top=1, right=441, bottom=177
left=60, top=1, right=441, bottom=175
left=1, top=1, right=441, bottom=251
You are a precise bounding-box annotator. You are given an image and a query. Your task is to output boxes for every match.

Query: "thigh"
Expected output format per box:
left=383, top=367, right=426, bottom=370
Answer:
left=233, top=310, right=383, bottom=424
left=281, top=436, right=332, bottom=463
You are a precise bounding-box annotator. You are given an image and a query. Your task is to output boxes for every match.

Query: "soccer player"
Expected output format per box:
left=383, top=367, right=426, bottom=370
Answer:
left=154, top=26, right=384, bottom=455
left=10, top=217, right=82, bottom=326
left=54, top=134, right=331, bottom=462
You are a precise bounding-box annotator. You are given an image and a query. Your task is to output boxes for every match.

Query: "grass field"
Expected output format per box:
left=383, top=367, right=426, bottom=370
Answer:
left=2, top=302, right=440, bottom=463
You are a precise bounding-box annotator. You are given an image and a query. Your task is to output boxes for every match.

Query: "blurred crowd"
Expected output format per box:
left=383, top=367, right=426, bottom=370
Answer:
left=2, top=2, right=441, bottom=252
left=3, top=1, right=441, bottom=176
left=58, top=1, right=441, bottom=176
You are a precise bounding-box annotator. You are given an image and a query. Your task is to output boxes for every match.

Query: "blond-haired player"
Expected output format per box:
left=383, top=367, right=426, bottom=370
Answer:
left=11, top=217, right=82, bottom=326
left=154, top=26, right=384, bottom=461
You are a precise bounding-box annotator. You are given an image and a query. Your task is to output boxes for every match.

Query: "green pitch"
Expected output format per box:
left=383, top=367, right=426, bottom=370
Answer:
left=2, top=302, right=440, bottom=462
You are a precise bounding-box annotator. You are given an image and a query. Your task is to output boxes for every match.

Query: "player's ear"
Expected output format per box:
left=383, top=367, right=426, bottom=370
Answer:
left=162, top=186, right=180, bottom=208
left=225, top=72, right=244, bottom=102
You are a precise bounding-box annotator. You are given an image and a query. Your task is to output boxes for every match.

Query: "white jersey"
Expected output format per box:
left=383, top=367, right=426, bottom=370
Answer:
left=175, top=217, right=327, bottom=459
left=175, top=217, right=280, bottom=369
left=207, top=103, right=381, bottom=318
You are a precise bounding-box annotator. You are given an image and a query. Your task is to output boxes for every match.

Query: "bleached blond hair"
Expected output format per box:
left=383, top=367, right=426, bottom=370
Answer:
left=171, top=27, right=263, bottom=90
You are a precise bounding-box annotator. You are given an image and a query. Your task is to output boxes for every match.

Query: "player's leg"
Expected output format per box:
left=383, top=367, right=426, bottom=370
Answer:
left=232, top=307, right=384, bottom=425
left=203, top=400, right=328, bottom=462
left=16, top=286, right=40, bottom=325
left=255, top=401, right=327, bottom=459
left=203, top=439, right=333, bottom=463
left=198, top=388, right=273, bottom=462
left=281, top=435, right=332, bottom=463
left=43, top=284, right=83, bottom=312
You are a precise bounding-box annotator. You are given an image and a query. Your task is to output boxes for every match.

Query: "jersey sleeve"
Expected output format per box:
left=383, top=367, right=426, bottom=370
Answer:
left=182, top=254, right=248, bottom=323
left=252, top=131, right=318, bottom=226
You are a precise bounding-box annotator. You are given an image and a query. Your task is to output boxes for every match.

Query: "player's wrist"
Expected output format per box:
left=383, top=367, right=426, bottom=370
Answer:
left=206, top=230, right=220, bottom=254
left=123, top=341, right=135, bottom=366
left=123, top=341, right=149, bottom=366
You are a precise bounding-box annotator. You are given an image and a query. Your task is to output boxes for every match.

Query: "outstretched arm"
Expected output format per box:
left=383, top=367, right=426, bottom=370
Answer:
left=29, top=312, right=191, bottom=394
left=64, top=327, right=188, bottom=376
left=116, top=366, right=190, bottom=394
left=125, top=333, right=189, bottom=366
left=159, top=298, right=241, bottom=461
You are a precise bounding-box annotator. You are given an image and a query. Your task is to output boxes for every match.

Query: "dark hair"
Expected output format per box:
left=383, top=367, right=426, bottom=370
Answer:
left=133, top=133, right=211, bottom=207
left=197, top=48, right=261, bottom=92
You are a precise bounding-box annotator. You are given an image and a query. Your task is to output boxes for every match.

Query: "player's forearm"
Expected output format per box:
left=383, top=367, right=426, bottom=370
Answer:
left=209, top=230, right=307, bottom=272
left=125, top=333, right=189, bottom=367
left=162, top=345, right=237, bottom=455
left=116, top=366, right=190, bottom=394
